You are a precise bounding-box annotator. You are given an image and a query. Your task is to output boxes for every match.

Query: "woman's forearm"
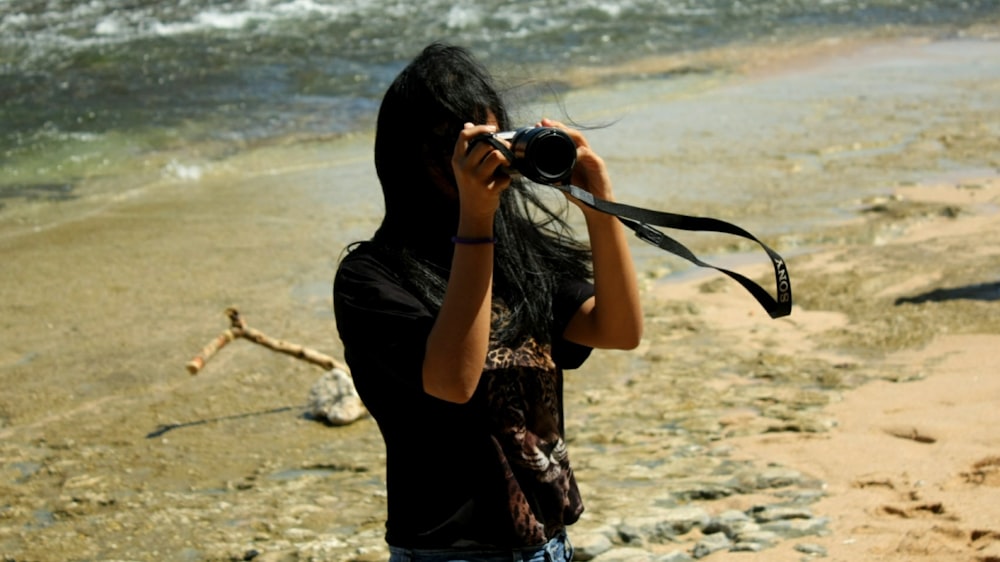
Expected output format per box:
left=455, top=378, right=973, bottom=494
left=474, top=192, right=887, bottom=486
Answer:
left=422, top=220, right=495, bottom=403
left=579, top=206, right=644, bottom=349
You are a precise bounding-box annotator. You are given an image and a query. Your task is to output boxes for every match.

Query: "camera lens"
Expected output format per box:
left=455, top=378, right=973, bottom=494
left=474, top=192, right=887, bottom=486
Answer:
left=511, top=127, right=576, bottom=185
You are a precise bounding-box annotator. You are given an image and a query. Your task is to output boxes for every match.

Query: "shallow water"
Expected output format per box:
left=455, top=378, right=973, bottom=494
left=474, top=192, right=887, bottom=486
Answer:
left=5, top=35, right=999, bottom=297
left=2, top=0, right=999, bottom=211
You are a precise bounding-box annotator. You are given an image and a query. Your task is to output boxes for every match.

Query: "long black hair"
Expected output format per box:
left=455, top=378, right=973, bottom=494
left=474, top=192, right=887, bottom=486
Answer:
left=369, top=42, right=591, bottom=345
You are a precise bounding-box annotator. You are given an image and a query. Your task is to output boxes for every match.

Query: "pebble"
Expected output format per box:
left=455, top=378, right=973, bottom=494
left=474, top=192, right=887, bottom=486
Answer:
left=582, top=496, right=829, bottom=561
left=573, top=531, right=614, bottom=560
left=691, top=532, right=731, bottom=558
left=749, top=505, right=814, bottom=522
left=655, top=552, right=694, bottom=562
left=702, top=510, right=757, bottom=538
left=592, top=547, right=656, bottom=562
left=231, top=478, right=833, bottom=562
left=794, top=542, right=829, bottom=556
left=306, top=368, right=368, bottom=425
left=760, top=517, right=831, bottom=539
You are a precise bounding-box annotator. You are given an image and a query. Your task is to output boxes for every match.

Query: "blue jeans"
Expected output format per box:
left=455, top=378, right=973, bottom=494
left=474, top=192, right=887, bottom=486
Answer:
left=388, top=532, right=573, bottom=562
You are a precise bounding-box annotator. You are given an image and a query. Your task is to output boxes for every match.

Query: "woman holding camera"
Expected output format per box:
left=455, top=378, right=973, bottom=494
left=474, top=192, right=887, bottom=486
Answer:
left=333, top=42, right=642, bottom=562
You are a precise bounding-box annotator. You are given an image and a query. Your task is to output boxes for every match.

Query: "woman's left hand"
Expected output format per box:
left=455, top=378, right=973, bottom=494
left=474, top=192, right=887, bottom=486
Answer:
left=538, top=118, right=613, bottom=203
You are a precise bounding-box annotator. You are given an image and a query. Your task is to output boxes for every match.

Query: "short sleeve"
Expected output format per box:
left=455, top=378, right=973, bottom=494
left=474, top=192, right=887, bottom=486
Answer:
left=550, top=278, right=595, bottom=370
left=333, top=246, right=434, bottom=415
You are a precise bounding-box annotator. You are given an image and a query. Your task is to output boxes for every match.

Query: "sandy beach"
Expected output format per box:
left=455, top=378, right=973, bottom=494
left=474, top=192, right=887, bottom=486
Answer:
left=703, top=180, right=1000, bottom=562
left=2, top=33, right=999, bottom=561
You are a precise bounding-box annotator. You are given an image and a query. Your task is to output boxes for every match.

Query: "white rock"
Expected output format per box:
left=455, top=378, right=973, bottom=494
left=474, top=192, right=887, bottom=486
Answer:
left=573, top=531, right=613, bottom=560
left=307, top=368, right=368, bottom=425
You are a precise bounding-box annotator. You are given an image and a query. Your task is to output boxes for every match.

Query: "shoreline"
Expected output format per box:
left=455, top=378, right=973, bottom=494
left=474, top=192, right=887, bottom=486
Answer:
left=2, top=34, right=1000, bottom=561
left=4, top=25, right=999, bottom=240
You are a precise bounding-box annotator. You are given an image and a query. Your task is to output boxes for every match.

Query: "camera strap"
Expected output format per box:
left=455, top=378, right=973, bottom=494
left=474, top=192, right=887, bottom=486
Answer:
left=550, top=183, right=792, bottom=319
left=474, top=132, right=791, bottom=317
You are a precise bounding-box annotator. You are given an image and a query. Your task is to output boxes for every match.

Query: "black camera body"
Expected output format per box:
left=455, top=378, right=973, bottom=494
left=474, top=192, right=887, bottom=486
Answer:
left=472, top=126, right=577, bottom=186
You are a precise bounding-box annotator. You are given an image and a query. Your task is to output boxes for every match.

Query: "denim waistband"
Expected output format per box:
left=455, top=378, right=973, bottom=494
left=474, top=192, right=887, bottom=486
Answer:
left=388, top=531, right=573, bottom=562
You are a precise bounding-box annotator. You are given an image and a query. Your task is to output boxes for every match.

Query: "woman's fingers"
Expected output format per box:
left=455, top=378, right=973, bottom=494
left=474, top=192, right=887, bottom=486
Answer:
left=540, top=118, right=589, bottom=149
left=454, top=124, right=512, bottom=180
left=452, top=123, right=512, bottom=199
left=536, top=118, right=612, bottom=199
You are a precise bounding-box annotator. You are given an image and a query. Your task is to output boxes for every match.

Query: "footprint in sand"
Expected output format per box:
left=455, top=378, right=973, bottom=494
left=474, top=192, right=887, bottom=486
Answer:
left=883, top=425, right=938, bottom=444
left=877, top=502, right=949, bottom=519
left=962, top=456, right=1000, bottom=487
left=971, top=530, right=1000, bottom=562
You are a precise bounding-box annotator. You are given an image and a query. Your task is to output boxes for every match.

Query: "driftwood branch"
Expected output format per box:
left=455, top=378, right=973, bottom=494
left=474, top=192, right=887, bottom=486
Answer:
left=186, top=307, right=348, bottom=375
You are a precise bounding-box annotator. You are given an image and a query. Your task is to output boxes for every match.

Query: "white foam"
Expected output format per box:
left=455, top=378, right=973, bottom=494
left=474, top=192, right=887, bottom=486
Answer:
left=445, top=5, right=483, bottom=29
left=195, top=10, right=265, bottom=30
left=593, top=2, right=623, bottom=18
left=271, top=0, right=351, bottom=18
left=1, top=12, right=31, bottom=28
left=162, top=159, right=204, bottom=182
left=94, top=15, right=126, bottom=36
left=150, top=9, right=273, bottom=36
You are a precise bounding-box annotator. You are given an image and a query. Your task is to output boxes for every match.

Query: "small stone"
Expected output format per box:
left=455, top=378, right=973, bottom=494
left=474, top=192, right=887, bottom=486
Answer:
left=760, top=517, right=830, bottom=539
left=653, top=551, right=694, bottom=562
left=572, top=531, right=613, bottom=561
left=774, top=488, right=826, bottom=504
left=616, top=521, right=646, bottom=546
left=704, top=510, right=756, bottom=538
left=656, top=506, right=711, bottom=536
left=794, top=542, right=829, bottom=556
left=748, top=505, right=813, bottom=523
left=707, top=445, right=733, bottom=457
left=283, top=527, right=315, bottom=540
left=672, top=483, right=735, bottom=501
left=252, top=550, right=298, bottom=562
left=348, top=544, right=390, bottom=562
left=756, top=466, right=803, bottom=489
left=734, top=529, right=779, bottom=547
left=691, top=532, right=731, bottom=559
left=307, top=368, right=368, bottom=425
left=729, top=542, right=765, bottom=552
left=591, top=546, right=654, bottom=562
left=299, top=535, right=348, bottom=551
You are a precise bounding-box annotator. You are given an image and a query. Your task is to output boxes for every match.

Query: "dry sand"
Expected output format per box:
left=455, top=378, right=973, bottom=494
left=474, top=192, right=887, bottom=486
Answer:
left=697, top=181, right=1000, bottom=562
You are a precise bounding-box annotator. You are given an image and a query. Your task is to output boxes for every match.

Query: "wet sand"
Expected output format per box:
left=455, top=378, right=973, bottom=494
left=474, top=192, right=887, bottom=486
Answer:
left=1, top=34, right=999, bottom=561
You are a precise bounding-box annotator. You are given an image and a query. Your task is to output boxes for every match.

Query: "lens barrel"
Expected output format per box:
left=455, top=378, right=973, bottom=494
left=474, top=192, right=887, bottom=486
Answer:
left=507, top=127, right=576, bottom=185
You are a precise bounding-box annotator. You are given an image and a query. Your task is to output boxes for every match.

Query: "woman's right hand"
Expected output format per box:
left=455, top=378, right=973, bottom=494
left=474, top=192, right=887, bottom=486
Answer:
left=451, top=122, right=512, bottom=224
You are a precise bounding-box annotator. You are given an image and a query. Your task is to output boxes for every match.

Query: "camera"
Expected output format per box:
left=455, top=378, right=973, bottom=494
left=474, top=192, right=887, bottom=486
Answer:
left=472, top=126, right=577, bottom=186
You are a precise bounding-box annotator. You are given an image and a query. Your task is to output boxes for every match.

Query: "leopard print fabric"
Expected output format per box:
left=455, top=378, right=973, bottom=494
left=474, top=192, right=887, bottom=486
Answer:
left=482, top=302, right=584, bottom=546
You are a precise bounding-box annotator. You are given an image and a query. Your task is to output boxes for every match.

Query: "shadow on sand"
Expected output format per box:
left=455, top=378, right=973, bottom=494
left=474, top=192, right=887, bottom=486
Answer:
left=896, top=281, right=1000, bottom=305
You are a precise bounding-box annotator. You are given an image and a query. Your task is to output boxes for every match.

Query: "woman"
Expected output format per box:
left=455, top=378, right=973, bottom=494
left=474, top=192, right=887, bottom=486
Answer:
left=333, top=42, right=642, bottom=562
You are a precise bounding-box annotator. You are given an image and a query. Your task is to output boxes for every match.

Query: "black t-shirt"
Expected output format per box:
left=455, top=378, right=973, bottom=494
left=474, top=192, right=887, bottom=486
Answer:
left=333, top=242, right=594, bottom=549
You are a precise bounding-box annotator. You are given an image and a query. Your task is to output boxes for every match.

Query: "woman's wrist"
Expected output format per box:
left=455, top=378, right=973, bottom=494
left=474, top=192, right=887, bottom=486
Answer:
left=456, top=212, right=495, bottom=240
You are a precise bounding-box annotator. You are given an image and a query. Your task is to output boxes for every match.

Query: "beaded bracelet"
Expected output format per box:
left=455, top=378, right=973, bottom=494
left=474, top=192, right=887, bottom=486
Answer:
left=451, top=236, right=496, bottom=245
